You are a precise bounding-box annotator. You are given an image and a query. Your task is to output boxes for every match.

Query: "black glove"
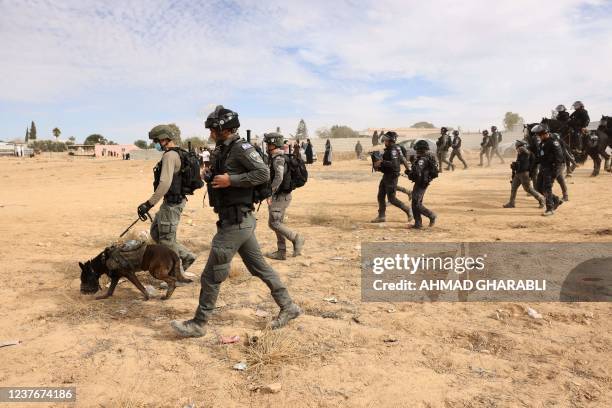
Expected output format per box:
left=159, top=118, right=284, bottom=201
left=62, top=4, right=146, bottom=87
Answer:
left=137, top=201, right=153, bottom=220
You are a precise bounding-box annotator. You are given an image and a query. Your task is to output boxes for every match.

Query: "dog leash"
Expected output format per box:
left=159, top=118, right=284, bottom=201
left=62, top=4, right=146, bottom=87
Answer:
left=119, top=212, right=153, bottom=238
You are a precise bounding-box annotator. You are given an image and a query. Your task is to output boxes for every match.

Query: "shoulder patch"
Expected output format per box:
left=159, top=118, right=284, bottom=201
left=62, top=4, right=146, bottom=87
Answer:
left=553, top=141, right=560, bottom=146
left=249, top=151, right=263, bottom=163
left=241, top=143, right=253, bottom=150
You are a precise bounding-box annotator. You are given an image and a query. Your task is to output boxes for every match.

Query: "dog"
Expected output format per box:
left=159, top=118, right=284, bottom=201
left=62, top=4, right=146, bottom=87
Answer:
left=79, top=244, right=192, bottom=301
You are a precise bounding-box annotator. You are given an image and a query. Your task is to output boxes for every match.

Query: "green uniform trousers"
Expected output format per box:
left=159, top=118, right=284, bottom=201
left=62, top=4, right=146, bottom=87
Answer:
left=150, top=199, right=196, bottom=270
left=193, top=211, right=293, bottom=324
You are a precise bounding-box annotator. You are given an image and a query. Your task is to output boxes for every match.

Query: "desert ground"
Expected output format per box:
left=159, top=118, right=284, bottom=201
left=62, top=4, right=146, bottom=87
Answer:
left=1, top=151, right=611, bottom=408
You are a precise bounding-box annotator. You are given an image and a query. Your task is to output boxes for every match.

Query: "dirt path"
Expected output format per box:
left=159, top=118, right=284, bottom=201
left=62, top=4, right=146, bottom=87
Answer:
left=0, top=156, right=610, bottom=407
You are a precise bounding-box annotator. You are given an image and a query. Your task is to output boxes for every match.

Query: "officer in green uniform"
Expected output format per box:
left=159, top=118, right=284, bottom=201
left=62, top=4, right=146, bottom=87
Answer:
left=264, top=132, right=305, bottom=261
left=170, top=106, right=301, bottom=337
left=137, top=125, right=196, bottom=273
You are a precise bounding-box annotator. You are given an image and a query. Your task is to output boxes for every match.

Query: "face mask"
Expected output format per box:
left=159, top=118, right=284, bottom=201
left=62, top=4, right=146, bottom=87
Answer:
left=154, top=142, right=163, bottom=151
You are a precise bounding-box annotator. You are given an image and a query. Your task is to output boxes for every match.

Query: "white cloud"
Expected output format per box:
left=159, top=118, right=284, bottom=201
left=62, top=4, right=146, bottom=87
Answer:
left=1, top=0, right=611, bottom=140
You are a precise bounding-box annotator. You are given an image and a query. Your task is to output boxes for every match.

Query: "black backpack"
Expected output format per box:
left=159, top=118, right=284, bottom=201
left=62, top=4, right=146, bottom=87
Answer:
left=172, top=148, right=204, bottom=195
left=286, top=154, right=308, bottom=190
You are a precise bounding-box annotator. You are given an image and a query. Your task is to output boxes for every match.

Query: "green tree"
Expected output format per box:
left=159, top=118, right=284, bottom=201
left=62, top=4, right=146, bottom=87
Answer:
left=410, top=121, right=435, bottom=128
left=327, top=125, right=359, bottom=138
left=52, top=127, right=61, bottom=141
left=295, top=119, right=308, bottom=141
left=25, top=128, right=29, bottom=143
left=503, top=112, right=524, bottom=131
left=29, top=121, right=37, bottom=140
left=134, top=139, right=148, bottom=149
left=84, top=134, right=107, bottom=145
left=181, top=136, right=206, bottom=150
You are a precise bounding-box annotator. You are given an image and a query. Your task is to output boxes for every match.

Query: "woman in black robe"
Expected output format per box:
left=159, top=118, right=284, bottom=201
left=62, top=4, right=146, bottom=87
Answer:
left=305, top=138, right=314, bottom=164
left=323, top=139, right=332, bottom=166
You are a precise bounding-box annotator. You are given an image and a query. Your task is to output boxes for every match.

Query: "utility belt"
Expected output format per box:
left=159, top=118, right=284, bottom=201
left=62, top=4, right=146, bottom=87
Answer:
left=164, top=194, right=186, bottom=205
left=216, top=205, right=253, bottom=226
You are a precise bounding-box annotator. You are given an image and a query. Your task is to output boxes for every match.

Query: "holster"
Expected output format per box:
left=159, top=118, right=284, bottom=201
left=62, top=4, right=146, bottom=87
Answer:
left=217, top=206, right=249, bottom=226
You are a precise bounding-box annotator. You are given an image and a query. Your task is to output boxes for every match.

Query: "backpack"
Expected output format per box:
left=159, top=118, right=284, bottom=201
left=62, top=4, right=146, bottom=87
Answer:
left=428, top=155, right=439, bottom=180
left=286, top=154, right=308, bottom=190
left=171, top=148, right=204, bottom=196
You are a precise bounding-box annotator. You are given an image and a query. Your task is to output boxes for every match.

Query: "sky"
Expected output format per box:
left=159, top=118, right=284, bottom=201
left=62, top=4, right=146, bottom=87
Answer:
left=1, top=0, right=611, bottom=144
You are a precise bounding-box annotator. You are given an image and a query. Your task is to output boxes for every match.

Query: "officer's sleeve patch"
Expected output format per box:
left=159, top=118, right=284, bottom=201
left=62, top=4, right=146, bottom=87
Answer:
left=553, top=141, right=560, bottom=146
left=241, top=143, right=253, bottom=150
left=249, top=151, right=263, bottom=163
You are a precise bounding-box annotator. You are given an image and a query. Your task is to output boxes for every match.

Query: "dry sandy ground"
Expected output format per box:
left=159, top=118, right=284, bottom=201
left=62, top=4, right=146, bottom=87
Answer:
left=0, top=153, right=611, bottom=408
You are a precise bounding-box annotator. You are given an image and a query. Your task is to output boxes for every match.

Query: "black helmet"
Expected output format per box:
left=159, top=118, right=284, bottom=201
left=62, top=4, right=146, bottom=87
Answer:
left=482, top=130, right=489, bottom=136
left=440, top=127, right=448, bottom=133
left=515, top=139, right=527, bottom=148
left=491, top=125, right=497, bottom=131
left=452, top=130, right=459, bottom=136
left=572, top=101, right=584, bottom=110
left=555, top=104, right=566, bottom=112
left=381, top=131, right=398, bottom=143
left=531, top=124, right=548, bottom=135
left=263, top=132, right=284, bottom=148
left=205, top=105, right=240, bottom=131
left=414, top=140, right=429, bottom=151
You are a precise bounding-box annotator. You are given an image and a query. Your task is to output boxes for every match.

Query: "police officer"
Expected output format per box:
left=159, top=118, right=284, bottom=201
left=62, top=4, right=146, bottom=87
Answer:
left=479, top=130, right=492, bottom=167
left=371, top=131, right=413, bottom=223
left=436, top=127, right=453, bottom=172
left=489, top=125, right=505, bottom=164
left=263, top=132, right=305, bottom=261
left=137, top=125, right=196, bottom=274
left=407, top=140, right=437, bottom=229
left=569, top=101, right=590, bottom=151
left=532, top=124, right=564, bottom=216
left=555, top=104, right=570, bottom=123
left=170, top=106, right=301, bottom=337
left=551, top=133, right=570, bottom=201
left=448, top=130, right=468, bottom=169
left=503, top=140, right=544, bottom=208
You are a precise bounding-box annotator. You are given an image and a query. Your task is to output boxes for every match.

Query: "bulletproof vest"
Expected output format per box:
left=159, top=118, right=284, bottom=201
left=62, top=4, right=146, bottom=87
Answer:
left=207, top=138, right=254, bottom=214
left=538, top=137, right=564, bottom=168
left=269, top=154, right=291, bottom=193
left=452, top=136, right=461, bottom=149
left=382, top=145, right=402, bottom=174
left=557, top=111, right=570, bottom=123
left=153, top=149, right=183, bottom=204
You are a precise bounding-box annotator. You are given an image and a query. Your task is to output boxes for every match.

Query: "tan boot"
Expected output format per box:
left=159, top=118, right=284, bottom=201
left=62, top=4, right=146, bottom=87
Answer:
left=170, top=319, right=206, bottom=338
left=265, top=250, right=287, bottom=261
left=292, top=234, right=305, bottom=257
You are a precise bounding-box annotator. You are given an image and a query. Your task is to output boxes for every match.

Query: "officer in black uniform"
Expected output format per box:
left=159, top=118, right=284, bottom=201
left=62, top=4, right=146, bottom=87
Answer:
left=532, top=124, right=565, bottom=216
left=171, top=106, right=301, bottom=337
left=448, top=130, right=468, bottom=169
left=551, top=133, right=570, bottom=201
left=436, top=127, right=453, bottom=171
left=569, top=101, right=590, bottom=151
left=371, top=131, right=413, bottom=223
left=407, top=140, right=438, bottom=229
left=555, top=104, right=570, bottom=123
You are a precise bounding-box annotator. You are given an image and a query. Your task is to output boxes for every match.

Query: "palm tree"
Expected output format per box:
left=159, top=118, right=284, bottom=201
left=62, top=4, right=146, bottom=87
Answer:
left=52, top=127, right=61, bottom=142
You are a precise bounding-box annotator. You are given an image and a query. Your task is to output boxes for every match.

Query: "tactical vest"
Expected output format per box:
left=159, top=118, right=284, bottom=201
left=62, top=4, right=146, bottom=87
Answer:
left=207, top=138, right=254, bottom=218
left=269, top=154, right=292, bottom=194
left=381, top=145, right=402, bottom=175
left=153, top=148, right=183, bottom=204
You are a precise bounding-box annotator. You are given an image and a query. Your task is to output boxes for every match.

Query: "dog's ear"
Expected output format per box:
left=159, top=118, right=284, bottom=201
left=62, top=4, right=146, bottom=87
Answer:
left=78, top=262, right=84, bottom=269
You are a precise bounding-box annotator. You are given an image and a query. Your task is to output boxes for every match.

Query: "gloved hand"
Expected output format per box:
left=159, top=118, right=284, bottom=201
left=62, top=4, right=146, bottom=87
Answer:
left=404, top=169, right=410, bottom=176
left=137, top=201, right=153, bottom=219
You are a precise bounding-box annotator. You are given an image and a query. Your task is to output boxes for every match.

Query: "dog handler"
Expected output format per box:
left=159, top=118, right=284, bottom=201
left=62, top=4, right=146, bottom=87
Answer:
left=171, top=106, right=301, bottom=337
left=137, top=125, right=197, bottom=273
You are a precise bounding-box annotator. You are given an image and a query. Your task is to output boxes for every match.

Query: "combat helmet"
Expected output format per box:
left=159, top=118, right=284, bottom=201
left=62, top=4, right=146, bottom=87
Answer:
left=440, top=127, right=448, bottom=134
left=531, top=124, right=548, bottom=135
left=414, top=140, right=430, bottom=152
left=452, top=130, right=459, bottom=136
left=482, top=129, right=489, bottom=136
left=263, top=132, right=285, bottom=148
left=205, top=105, right=240, bottom=131
left=381, top=131, right=398, bottom=143
left=555, top=104, right=567, bottom=112
left=572, top=101, right=584, bottom=110
left=149, top=124, right=179, bottom=141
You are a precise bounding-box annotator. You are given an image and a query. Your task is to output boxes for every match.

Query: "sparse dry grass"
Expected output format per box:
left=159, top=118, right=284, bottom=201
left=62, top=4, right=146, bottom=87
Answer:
left=242, top=329, right=319, bottom=377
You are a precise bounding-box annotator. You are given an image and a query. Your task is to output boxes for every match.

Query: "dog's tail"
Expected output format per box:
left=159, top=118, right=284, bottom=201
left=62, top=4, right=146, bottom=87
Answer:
left=171, top=252, right=193, bottom=283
